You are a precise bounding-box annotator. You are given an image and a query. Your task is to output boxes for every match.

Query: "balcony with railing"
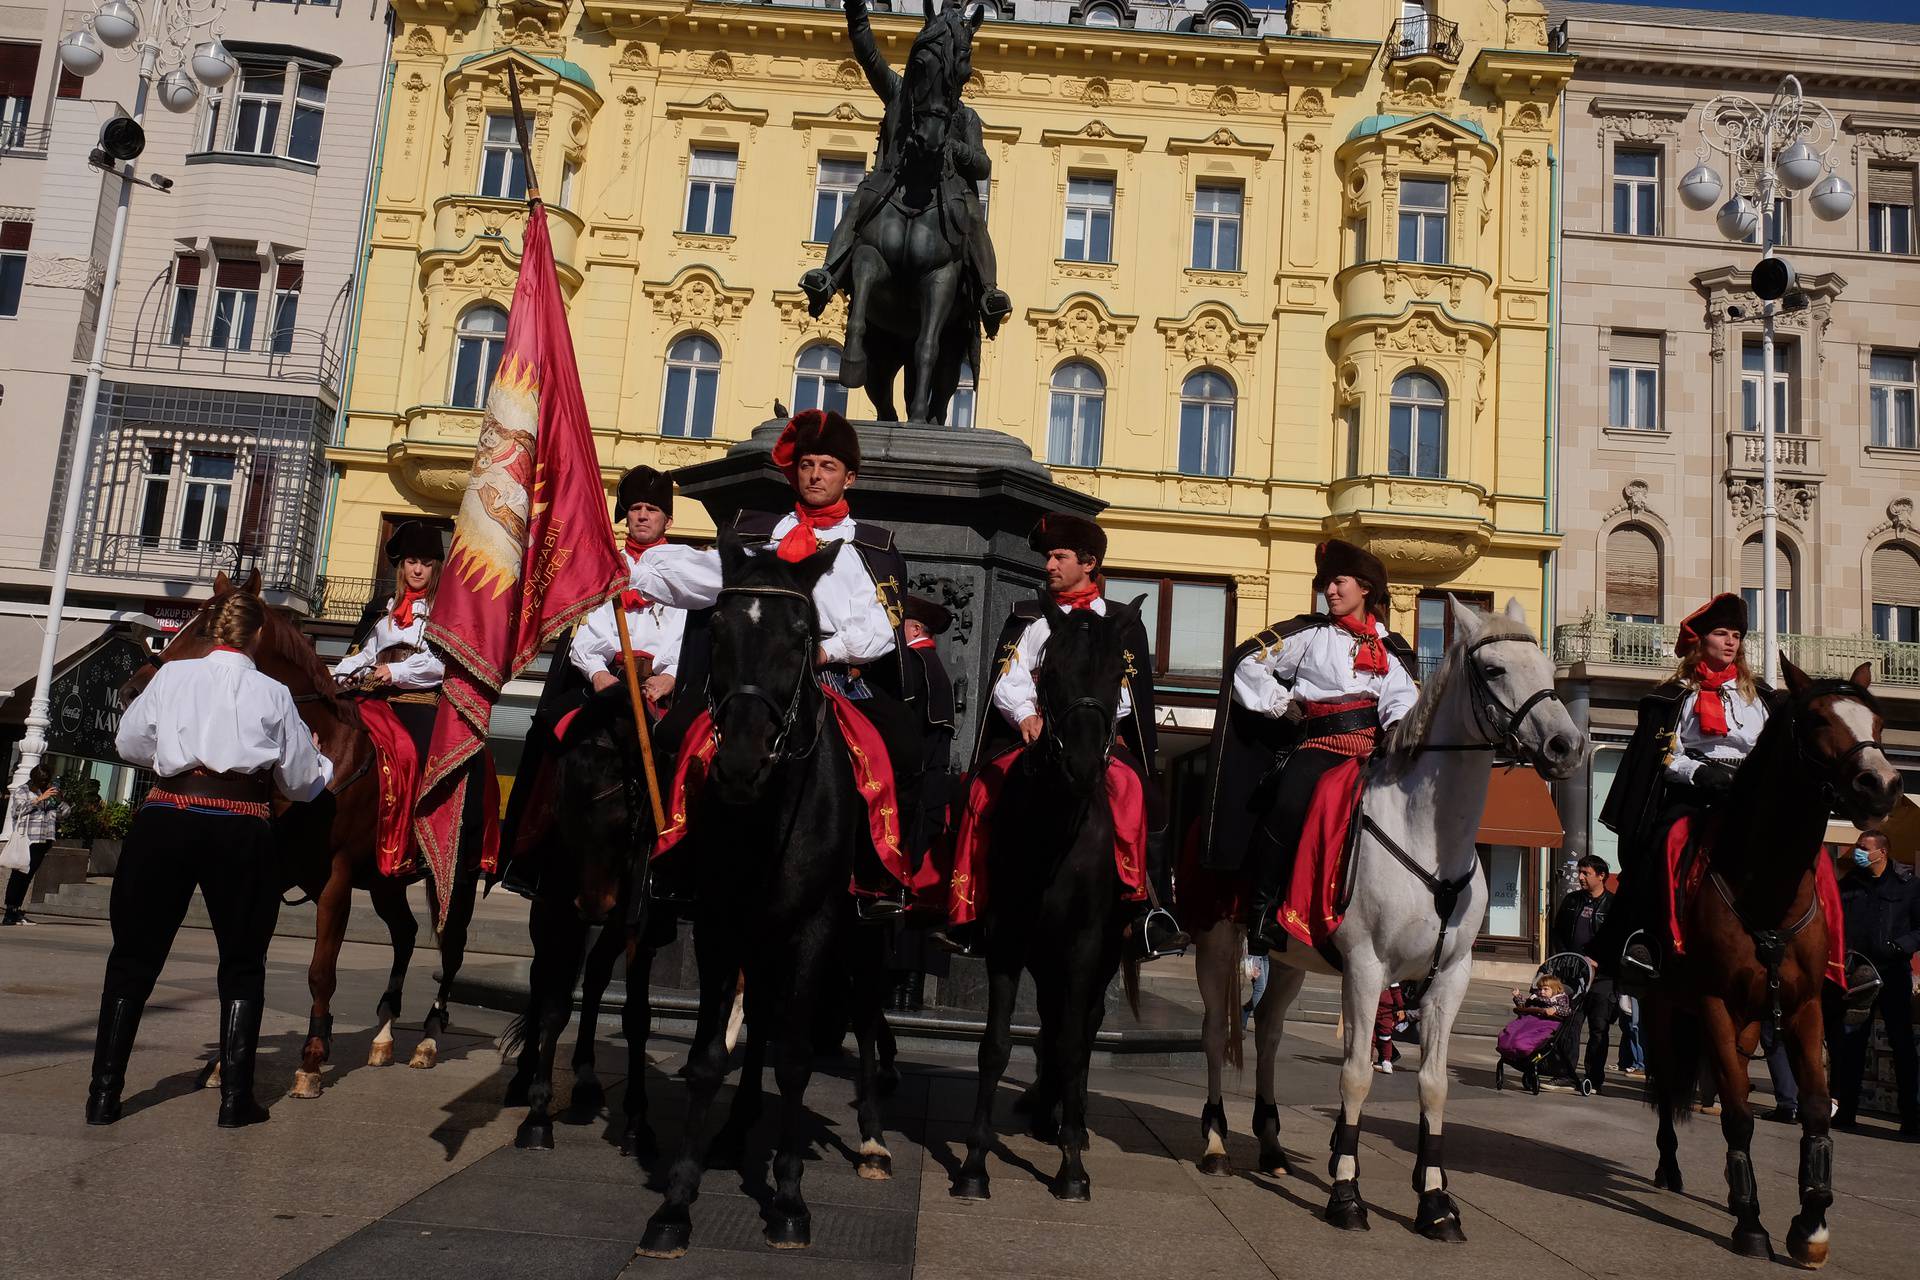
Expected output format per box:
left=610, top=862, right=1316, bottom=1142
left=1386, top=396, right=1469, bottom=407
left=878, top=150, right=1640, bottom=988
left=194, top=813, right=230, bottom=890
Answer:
left=1387, top=15, right=1464, bottom=65
left=104, top=324, right=344, bottom=399
left=311, top=575, right=383, bottom=625
left=1554, top=614, right=1920, bottom=688
left=1727, top=430, right=1822, bottom=478
left=87, top=533, right=245, bottom=583
left=0, top=120, right=52, bottom=158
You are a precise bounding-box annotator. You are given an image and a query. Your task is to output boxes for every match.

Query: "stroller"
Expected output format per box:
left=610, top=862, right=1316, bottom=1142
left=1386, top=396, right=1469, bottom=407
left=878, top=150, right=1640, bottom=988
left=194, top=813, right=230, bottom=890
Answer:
left=1494, top=952, right=1594, bottom=1097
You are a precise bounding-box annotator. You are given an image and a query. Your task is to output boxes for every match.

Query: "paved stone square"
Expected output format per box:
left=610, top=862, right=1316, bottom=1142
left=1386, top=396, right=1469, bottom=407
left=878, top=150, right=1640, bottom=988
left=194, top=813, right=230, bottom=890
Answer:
left=1, top=916, right=1915, bottom=1279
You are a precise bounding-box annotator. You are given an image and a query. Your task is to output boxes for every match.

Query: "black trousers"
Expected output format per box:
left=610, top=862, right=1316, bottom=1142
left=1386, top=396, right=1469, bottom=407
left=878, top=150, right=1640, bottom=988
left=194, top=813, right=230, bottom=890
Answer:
left=101, top=807, right=281, bottom=1008
left=1825, top=963, right=1918, bottom=1124
left=1250, top=746, right=1349, bottom=914
left=1582, top=976, right=1616, bottom=1085
left=4, top=840, right=51, bottom=910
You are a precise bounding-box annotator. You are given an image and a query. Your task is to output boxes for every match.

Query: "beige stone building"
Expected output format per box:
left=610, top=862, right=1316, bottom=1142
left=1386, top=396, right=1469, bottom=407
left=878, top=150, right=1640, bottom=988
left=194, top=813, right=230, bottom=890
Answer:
left=1547, top=2, right=1920, bottom=877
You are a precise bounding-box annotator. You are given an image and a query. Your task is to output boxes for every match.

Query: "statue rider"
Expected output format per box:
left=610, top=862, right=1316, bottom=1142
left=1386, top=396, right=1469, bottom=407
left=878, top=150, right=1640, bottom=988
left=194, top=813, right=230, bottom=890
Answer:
left=798, top=0, right=1012, bottom=334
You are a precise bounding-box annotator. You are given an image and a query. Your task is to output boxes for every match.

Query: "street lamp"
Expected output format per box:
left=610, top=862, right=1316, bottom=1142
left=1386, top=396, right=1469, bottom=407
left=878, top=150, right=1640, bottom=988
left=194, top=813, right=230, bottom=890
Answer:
left=9, top=0, right=229, bottom=795
left=1678, top=76, right=1853, bottom=686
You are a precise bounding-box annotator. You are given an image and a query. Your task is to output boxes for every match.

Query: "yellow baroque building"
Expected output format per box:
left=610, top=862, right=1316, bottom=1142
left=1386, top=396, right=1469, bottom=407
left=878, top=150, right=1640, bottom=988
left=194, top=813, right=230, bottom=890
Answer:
left=326, top=0, right=1570, bottom=672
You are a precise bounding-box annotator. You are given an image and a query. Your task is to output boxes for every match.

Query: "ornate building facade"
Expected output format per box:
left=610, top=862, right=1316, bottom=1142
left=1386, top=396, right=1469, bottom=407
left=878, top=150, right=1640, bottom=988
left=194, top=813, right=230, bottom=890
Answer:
left=1548, top=2, right=1920, bottom=878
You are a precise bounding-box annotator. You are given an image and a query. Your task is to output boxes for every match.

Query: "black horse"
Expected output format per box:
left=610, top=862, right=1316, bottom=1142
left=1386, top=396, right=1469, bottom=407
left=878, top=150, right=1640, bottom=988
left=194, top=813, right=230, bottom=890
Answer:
left=952, top=601, right=1143, bottom=1203
left=637, top=535, right=897, bottom=1259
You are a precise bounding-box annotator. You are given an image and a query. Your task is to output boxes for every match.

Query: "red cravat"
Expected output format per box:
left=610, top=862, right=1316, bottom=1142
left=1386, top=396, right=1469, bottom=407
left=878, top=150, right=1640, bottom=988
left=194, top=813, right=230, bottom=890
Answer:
left=775, top=500, right=850, bottom=563
left=390, top=589, right=427, bottom=628
left=1052, top=584, right=1101, bottom=612
left=1695, top=662, right=1737, bottom=736
left=619, top=538, right=666, bottom=610
left=1335, top=610, right=1389, bottom=675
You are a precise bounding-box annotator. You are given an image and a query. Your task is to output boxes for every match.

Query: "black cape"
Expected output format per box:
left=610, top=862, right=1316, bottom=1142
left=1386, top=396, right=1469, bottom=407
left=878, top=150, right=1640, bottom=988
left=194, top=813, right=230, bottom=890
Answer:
left=1196, top=614, right=1416, bottom=873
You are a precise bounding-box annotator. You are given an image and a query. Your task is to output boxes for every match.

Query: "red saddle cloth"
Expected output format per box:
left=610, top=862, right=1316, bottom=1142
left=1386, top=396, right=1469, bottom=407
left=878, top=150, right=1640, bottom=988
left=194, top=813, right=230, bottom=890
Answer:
left=358, top=701, right=500, bottom=879
left=1664, top=814, right=1846, bottom=987
left=943, top=746, right=1147, bottom=929
left=654, top=685, right=912, bottom=895
left=1279, top=756, right=1367, bottom=951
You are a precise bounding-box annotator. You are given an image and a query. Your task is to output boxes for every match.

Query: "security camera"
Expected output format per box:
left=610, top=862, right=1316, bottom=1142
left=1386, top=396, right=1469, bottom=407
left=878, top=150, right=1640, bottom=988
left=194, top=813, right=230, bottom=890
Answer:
left=148, top=172, right=172, bottom=192
left=1725, top=303, right=1748, bottom=321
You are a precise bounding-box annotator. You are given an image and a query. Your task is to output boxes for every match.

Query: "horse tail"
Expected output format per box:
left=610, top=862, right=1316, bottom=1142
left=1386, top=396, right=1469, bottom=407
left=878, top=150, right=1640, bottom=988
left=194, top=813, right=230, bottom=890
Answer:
left=498, top=1009, right=533, bottom=1063
left=1122, top=955, right=1141, bottom=1021
left=1641, top=994, right=1700, bottom=1121
left=1224, top=925, right=1245, bottom=1071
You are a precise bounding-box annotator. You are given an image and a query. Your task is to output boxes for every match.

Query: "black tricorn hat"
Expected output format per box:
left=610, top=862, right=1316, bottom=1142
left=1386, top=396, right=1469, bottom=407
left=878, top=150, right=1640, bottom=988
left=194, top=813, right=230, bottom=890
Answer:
left=1676, top=592, right=1748, bottom=656
left=615, top=464, right=674, bottom=519
left=905, top=594, right=952, bottom=635
left=385, top=520, right=445, bottom=565
left=772, top=409, right=861, bottom=477
left=1028, top=512, right=1107, bottom=566
left=1313, top=538, right=1391, bottom=623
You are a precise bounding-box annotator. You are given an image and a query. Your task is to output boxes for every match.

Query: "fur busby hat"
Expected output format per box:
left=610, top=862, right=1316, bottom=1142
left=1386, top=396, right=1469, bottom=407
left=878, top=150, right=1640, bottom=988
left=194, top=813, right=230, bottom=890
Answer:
left=770, top=409, right=861, bottom=479
left=1675, top=593, right=1748, bottom=657
left=384, top=520, right=445, bottom=565
left=1313, top=538, right=1391, bottom=623
left=905, top=594, right=952, bottom=636
left=1028, top=512, right=1107, bottom=567
left=614, top=464, right=674, bottom=520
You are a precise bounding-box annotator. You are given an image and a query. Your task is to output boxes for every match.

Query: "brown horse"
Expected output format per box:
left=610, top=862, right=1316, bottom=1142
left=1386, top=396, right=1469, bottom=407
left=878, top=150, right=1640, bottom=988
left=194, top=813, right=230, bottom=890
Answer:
left=1643, top=657, right=1901, bottom=1269
left=124, top=569, right=485, bottom=1098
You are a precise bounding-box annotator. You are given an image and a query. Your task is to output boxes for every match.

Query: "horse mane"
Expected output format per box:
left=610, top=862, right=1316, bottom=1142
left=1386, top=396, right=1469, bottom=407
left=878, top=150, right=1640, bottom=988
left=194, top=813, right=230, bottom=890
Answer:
left=1380, top=611, right=1536, bottom=759
left=263, top=606, right=363, bottom=726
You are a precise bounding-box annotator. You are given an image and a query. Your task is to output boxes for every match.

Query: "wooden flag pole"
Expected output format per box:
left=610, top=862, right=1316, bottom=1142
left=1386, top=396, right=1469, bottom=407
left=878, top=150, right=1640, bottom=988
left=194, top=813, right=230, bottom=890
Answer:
left=614, top=606, right=669, bottom=834
left=505, top=65, right=542, bottom=203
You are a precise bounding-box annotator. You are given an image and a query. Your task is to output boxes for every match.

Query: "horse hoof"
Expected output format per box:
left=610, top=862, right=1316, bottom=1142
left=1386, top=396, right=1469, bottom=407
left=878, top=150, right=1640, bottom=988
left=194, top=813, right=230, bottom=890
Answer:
left=839, top=357, right=868, bottom=390
left=407, top=1042, right=438, bottom=1070
left=1324, top=1186, right=1371, bottom=1232
left=1732, top=1228, right=1774, bottom=1261
left=1654, top=1163, right=1684, bottom=1193
left=636, top=1213, right=691, bottom=1260
left=515, top=1119, right=555, bottom=1151
left=1051, top=1174, right=1091, bottom=1202
left=367, top=1040, right=393, bottom=1067
left=567, top=1079, right=605, bottom=1122
left=1420, top=1216, right=1468, bottom=1244
left=202, top=1060, right=223, bottom=1089
left=951, top=1172, right=991, bottom=1201
left=289, top=1070, right=323, bottom=1100
left=502, top=1074, right=531, bottom=1108
left=1788, top=1228, right=1829, bottom=1271
left=1198, top=1153, right=1233, bottom=1178
left=855, top=1150, right=893, bottom=1181
left=1259, top=1147, right=1293, bottom=1178
left=765, top=1211, right=812, bottom=1250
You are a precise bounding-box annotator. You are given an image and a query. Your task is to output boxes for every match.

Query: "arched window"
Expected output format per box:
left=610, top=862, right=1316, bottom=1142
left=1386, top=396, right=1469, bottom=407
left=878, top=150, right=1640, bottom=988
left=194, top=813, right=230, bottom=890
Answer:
left=1741, top=534, right=1797, bottom=636
left=1048, top=362, right=1105, bottom=467
left=792, top=343, right=848, bottom=416
left=1872, top=542, right=1920, bottom=642
left=661, top=334, right=721, bottom=439
left=1388, top=371, right=1446, bottom=478
left=1178, top=369, right=1235, bottom=477
left=1203, top=1, right=1252, bottom=33
left=946, top=361, right=976, bottom=429
left=1083, top=2, right=1123, bottom=27
left=1604, top=524, right=1662, bottom=623
left=449, top=304, right=508, bottom=409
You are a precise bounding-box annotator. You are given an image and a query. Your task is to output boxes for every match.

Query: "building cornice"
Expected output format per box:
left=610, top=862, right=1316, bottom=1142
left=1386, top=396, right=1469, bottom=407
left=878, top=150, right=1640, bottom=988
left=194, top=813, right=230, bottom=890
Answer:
left=1566, top=26, right=1920, bottom=94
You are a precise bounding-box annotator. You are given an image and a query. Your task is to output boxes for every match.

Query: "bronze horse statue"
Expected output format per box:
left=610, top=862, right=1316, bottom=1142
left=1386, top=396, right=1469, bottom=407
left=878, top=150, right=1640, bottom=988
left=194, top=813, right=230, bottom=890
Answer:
left=123, top=570, right=487, bottom=1097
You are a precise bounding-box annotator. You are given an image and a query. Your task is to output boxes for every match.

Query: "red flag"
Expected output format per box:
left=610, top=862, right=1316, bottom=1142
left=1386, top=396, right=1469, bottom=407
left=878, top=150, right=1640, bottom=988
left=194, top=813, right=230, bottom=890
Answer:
left=413, top=202, right=623, bottom=928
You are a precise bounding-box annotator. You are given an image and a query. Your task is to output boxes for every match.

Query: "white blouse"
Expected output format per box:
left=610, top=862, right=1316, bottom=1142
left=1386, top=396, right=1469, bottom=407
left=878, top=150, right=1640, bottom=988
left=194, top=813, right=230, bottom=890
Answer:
left=992, top=600, right=1135, bottom=727
left=569, top=546, right=687, bottom=680
left=116, top=650, right=333, bottom=800
left=1230, top=619, right=1419, bottom=727
left=1664, top=685, right=1768, bottom=783
left=333, top=597, right=444, bottom=690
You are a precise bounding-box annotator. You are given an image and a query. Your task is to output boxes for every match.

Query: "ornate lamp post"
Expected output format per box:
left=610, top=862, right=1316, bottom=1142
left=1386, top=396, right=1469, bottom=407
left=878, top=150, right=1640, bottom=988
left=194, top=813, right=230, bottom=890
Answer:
left=9, top=1, right=230, bottom=791
left=1676, top=76, right=1853, bottom=685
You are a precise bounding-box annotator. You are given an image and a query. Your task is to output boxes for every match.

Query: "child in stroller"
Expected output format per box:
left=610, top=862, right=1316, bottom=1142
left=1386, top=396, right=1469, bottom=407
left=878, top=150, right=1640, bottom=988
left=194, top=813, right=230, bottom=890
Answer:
left=1495, top=953, right=1594, bottom=1096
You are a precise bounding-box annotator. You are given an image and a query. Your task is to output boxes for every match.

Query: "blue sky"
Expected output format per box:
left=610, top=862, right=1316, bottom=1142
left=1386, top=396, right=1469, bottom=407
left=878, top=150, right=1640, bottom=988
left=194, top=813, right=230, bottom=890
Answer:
left=1628, top=0, right=1919, bottom=19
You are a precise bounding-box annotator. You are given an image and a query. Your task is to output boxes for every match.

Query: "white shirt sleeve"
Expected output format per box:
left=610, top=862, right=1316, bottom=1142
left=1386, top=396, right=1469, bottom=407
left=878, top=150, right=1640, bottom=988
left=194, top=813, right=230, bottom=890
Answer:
left=114, top=669, right=164, bottom=768
left=1377, top=645, right=1420, bottom=727
left=569, top=601, right=618, bottom=680
left=333, top=643, right=374, bottom=680
left=652, top=609, right=686, bottom=678
left=387, top=646, right=445, bottom=690
left=268, top=685, right=333, bottom=801
left=628, top=544, right=723, bottom=611
left=993, top=617, right=1046, bottom=727
left=1664, top=692, right=1702, bottom=783
left=1230, top=629, right=1307, bottom=719
left=814, top=541, right=898, bottom=666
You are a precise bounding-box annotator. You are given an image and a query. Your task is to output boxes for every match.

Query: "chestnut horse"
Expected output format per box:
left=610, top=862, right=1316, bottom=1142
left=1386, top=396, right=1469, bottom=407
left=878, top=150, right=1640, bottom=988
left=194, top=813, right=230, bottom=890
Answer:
left=1643, top=658, right=1901, bottom=1269
left=124, top=570, right=485, bottom=1097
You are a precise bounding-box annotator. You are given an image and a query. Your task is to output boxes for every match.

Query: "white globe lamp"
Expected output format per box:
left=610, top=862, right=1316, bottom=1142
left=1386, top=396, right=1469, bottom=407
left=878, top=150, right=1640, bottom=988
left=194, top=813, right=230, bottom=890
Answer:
left=1716, top=195, right=1759, bottom=243
left=190, top=40, right=236, bottom=88
left=1775, top=140, right=1822, bottom=191
left=157, top=68, right=200, bottom=113
left=57, top=29, right=106, bottom=77
left=1677, top=163, right=1723, bottom=212
left=1808, top=173, right=1854, bottom=222
left=91, top=0, right=141, bottom=51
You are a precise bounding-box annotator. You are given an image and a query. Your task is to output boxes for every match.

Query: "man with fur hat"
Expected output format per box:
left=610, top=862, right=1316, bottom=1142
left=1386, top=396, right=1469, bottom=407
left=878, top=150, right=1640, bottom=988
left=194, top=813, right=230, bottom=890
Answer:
left=948, top=511, right=1189, bottom=959
left=567, top=464, right=686, bottom=707
left=1197, top=537, right=1420, bottom=951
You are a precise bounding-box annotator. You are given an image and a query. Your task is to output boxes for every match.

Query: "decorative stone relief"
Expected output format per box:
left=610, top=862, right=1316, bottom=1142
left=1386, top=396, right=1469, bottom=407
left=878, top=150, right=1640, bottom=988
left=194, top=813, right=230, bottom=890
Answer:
left=1233, top=572, right=1270, bottom=614
left=616, top=43, right=652, bottom=71
left=1380, top=266, right=1464, bottom=309
left=506, top=15, right=566, bottom=55
left=1512, top=103, right=1544, bottom=132
left=1293, top=89, right=1329, bottom=119
left=1387, top=316, right=1466, bottom=356
left=773, top=289, right=848, bottom=339
left=25, top=255, right=102, bottom=290
left=402, top=28, right=436, bottom=57
left=909, top=573, right=976, bottom=650
left=1596, top=111, right=1682, bottom=142
left=1868, top=498, right=1915, bottom=538
left=654, top=441, right=713, bottom=468
left=1030, top=298, right=1136, bottom=357
left=1852, top=128, right=1918, bottom=165
left=1729, top=479, right=1814, bottom=527
left=1156, top=307, right=1264, bottom=365
left=1178, top=480, right=1228, bottom=507
left=643, top=269, right=751, bottom=328
left=1603, top=479, right=1653, bottom=521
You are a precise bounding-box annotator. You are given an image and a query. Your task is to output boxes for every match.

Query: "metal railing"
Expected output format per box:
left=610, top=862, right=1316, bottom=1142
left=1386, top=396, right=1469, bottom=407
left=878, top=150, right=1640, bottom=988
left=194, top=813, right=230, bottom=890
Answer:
left=0, top=121, right=52, bottom=157
left=103, top=324, right=344, bottom=394
left=89, top=533, right=244, bottom=582
left=1553, top=613, right=1920, bottom=688
left=312, top=575, right=382, bottom=624
left=1387, top=15, right=1463, bottom=63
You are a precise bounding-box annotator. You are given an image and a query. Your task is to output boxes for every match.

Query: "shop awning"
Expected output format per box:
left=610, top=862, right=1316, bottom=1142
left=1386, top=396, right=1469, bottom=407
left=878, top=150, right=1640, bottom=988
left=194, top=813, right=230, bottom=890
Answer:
left=0, top=618, right=110, bottom=706
left=1476, top=767, right=1564, bottom=848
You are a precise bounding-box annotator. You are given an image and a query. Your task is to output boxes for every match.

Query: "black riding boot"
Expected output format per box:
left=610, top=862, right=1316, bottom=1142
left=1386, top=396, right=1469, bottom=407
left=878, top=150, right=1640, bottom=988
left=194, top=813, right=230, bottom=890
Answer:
left=216, top=999, right=271, bottom=1128
left=85, top=994, right=144, bottom=1126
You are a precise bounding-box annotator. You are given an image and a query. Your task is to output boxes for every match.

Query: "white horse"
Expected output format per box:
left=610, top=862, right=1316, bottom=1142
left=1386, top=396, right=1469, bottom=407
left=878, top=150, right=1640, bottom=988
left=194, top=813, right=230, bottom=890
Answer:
left=1191, top=598, right=1585, bottom=1239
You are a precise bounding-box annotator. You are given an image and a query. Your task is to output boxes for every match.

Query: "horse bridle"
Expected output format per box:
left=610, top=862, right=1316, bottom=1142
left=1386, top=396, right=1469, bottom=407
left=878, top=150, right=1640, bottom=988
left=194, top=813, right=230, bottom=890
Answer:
left=1788, top=679, right=1884, bottom=814
left=709, top=585, right=823, bottom=763
left=1411, top=633, right=1565, bottom=765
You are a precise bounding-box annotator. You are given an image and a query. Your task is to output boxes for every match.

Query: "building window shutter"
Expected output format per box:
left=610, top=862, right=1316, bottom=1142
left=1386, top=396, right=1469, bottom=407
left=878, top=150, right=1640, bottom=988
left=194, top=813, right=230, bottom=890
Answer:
left=1, top=220, right=31, bottom=251
left=1742, top=537, right=1791, bottom=590
left=1873, top=544, right=1920, bottom=606
left=174, top=254, right=201, bottom=285
left=1610, top=331, right=1662, bottom=364
left=0, top=42, right=35, bottom=98
left=215, top=259, right=262, bottom=289
left=275, top=262, right=303, bottom=290
left=1604, top=525, right=1661, bottom=620
left=56, top=66, right=81, bottom=99
left=1869, top=165, right=1916, bottom=207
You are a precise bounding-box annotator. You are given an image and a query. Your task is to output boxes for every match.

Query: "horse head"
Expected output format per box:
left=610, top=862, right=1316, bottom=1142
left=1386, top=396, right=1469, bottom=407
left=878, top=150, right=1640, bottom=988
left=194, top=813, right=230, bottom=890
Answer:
left=707, top=529, right=839, bottom=806
left=558, top=695, right=644, bottom=924
left=1032, top=596, right=1137, bottom=800
left=1778, top=657, right=1903, bottom=826
left=900, top=1, right=983, bottom=176
left=1425, top=596, right=1584, bottom=780
left=119, top=567, right=263, bottom=705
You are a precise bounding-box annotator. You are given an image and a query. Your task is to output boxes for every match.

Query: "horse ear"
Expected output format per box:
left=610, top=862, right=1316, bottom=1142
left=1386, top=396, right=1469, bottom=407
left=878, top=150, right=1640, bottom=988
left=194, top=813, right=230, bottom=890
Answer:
left=1446, top=592, right=1484, bottom=642
left=966, top=1, right=987, bottom=32
left=1851, top=661, right=1874, bottom=689
left=789, top=537, right=843, bottom=595
left=242, top=567, right=262, bottom=595
left=1781, top=655, right=1811, bottom=695
left=717, top=527, right=752, bottom=582
left=1503, top=597, right=1527, bottom=626
left=213, top=571, right=232, bottom=594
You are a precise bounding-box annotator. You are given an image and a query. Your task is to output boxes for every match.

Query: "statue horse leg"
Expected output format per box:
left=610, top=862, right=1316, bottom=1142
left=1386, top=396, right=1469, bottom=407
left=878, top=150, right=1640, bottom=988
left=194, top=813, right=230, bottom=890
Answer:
left=1325, top=953, right=1386, bottom=1231
left=841, top=245, right=885, bottom=391
left=565, top=920, right=622, bottom=1122
left=291, top=852, right=354, bottom=1099
left=365, top=877, right=417, bottom=1068
left=1781, top=994, right=1834, bottom=1270
left=1252, top=962, right=1305, bottom=1178
left=1705, top=998, right=1774, bottom=1260
left=1409, top=955, right=1470, bottom=1242
left=906, top=262, right=961, bottom=423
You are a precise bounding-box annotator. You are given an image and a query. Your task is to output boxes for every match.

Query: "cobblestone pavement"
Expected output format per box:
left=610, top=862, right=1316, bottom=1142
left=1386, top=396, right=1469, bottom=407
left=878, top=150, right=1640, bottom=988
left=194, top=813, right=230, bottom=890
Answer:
left=1, top=916, right=1915, bottom=1279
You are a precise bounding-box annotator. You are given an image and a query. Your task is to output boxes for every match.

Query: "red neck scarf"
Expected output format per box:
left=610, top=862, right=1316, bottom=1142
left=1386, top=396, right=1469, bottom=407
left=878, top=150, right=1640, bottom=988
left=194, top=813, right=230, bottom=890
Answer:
left=1053, top=583, right=1101, bottom=612
left=1695, top=662, right=1738, bottom=736
left=775, top=500, right=850, bottom=564
left=908, top=635, right=936, bottom=651
left=391, top=589, right=427, bottom=628
left=1335, top=609, right=1390, bottom=675
left=619, top=537, right=667, bottom=610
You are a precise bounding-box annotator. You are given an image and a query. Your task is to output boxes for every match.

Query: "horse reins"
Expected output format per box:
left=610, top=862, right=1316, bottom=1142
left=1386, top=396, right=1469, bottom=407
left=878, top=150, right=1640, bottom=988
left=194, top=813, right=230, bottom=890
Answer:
left=710, top=586, right=826, bottom=764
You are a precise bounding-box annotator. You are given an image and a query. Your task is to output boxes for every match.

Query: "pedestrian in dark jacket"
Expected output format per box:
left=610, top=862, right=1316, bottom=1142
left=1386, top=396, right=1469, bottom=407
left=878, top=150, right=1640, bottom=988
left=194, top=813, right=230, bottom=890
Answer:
left=1824, top=832, right=1920, bottom=1135
left=1550, top=855, right=1616, bottom=1093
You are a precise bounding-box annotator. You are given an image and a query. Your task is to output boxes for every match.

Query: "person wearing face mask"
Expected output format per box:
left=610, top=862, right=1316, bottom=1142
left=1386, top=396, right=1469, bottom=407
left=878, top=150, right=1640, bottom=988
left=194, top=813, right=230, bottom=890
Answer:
left=1599, top=594, right=1769, bottom=983
left=1825, top=831, right=1920, bottom=1135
